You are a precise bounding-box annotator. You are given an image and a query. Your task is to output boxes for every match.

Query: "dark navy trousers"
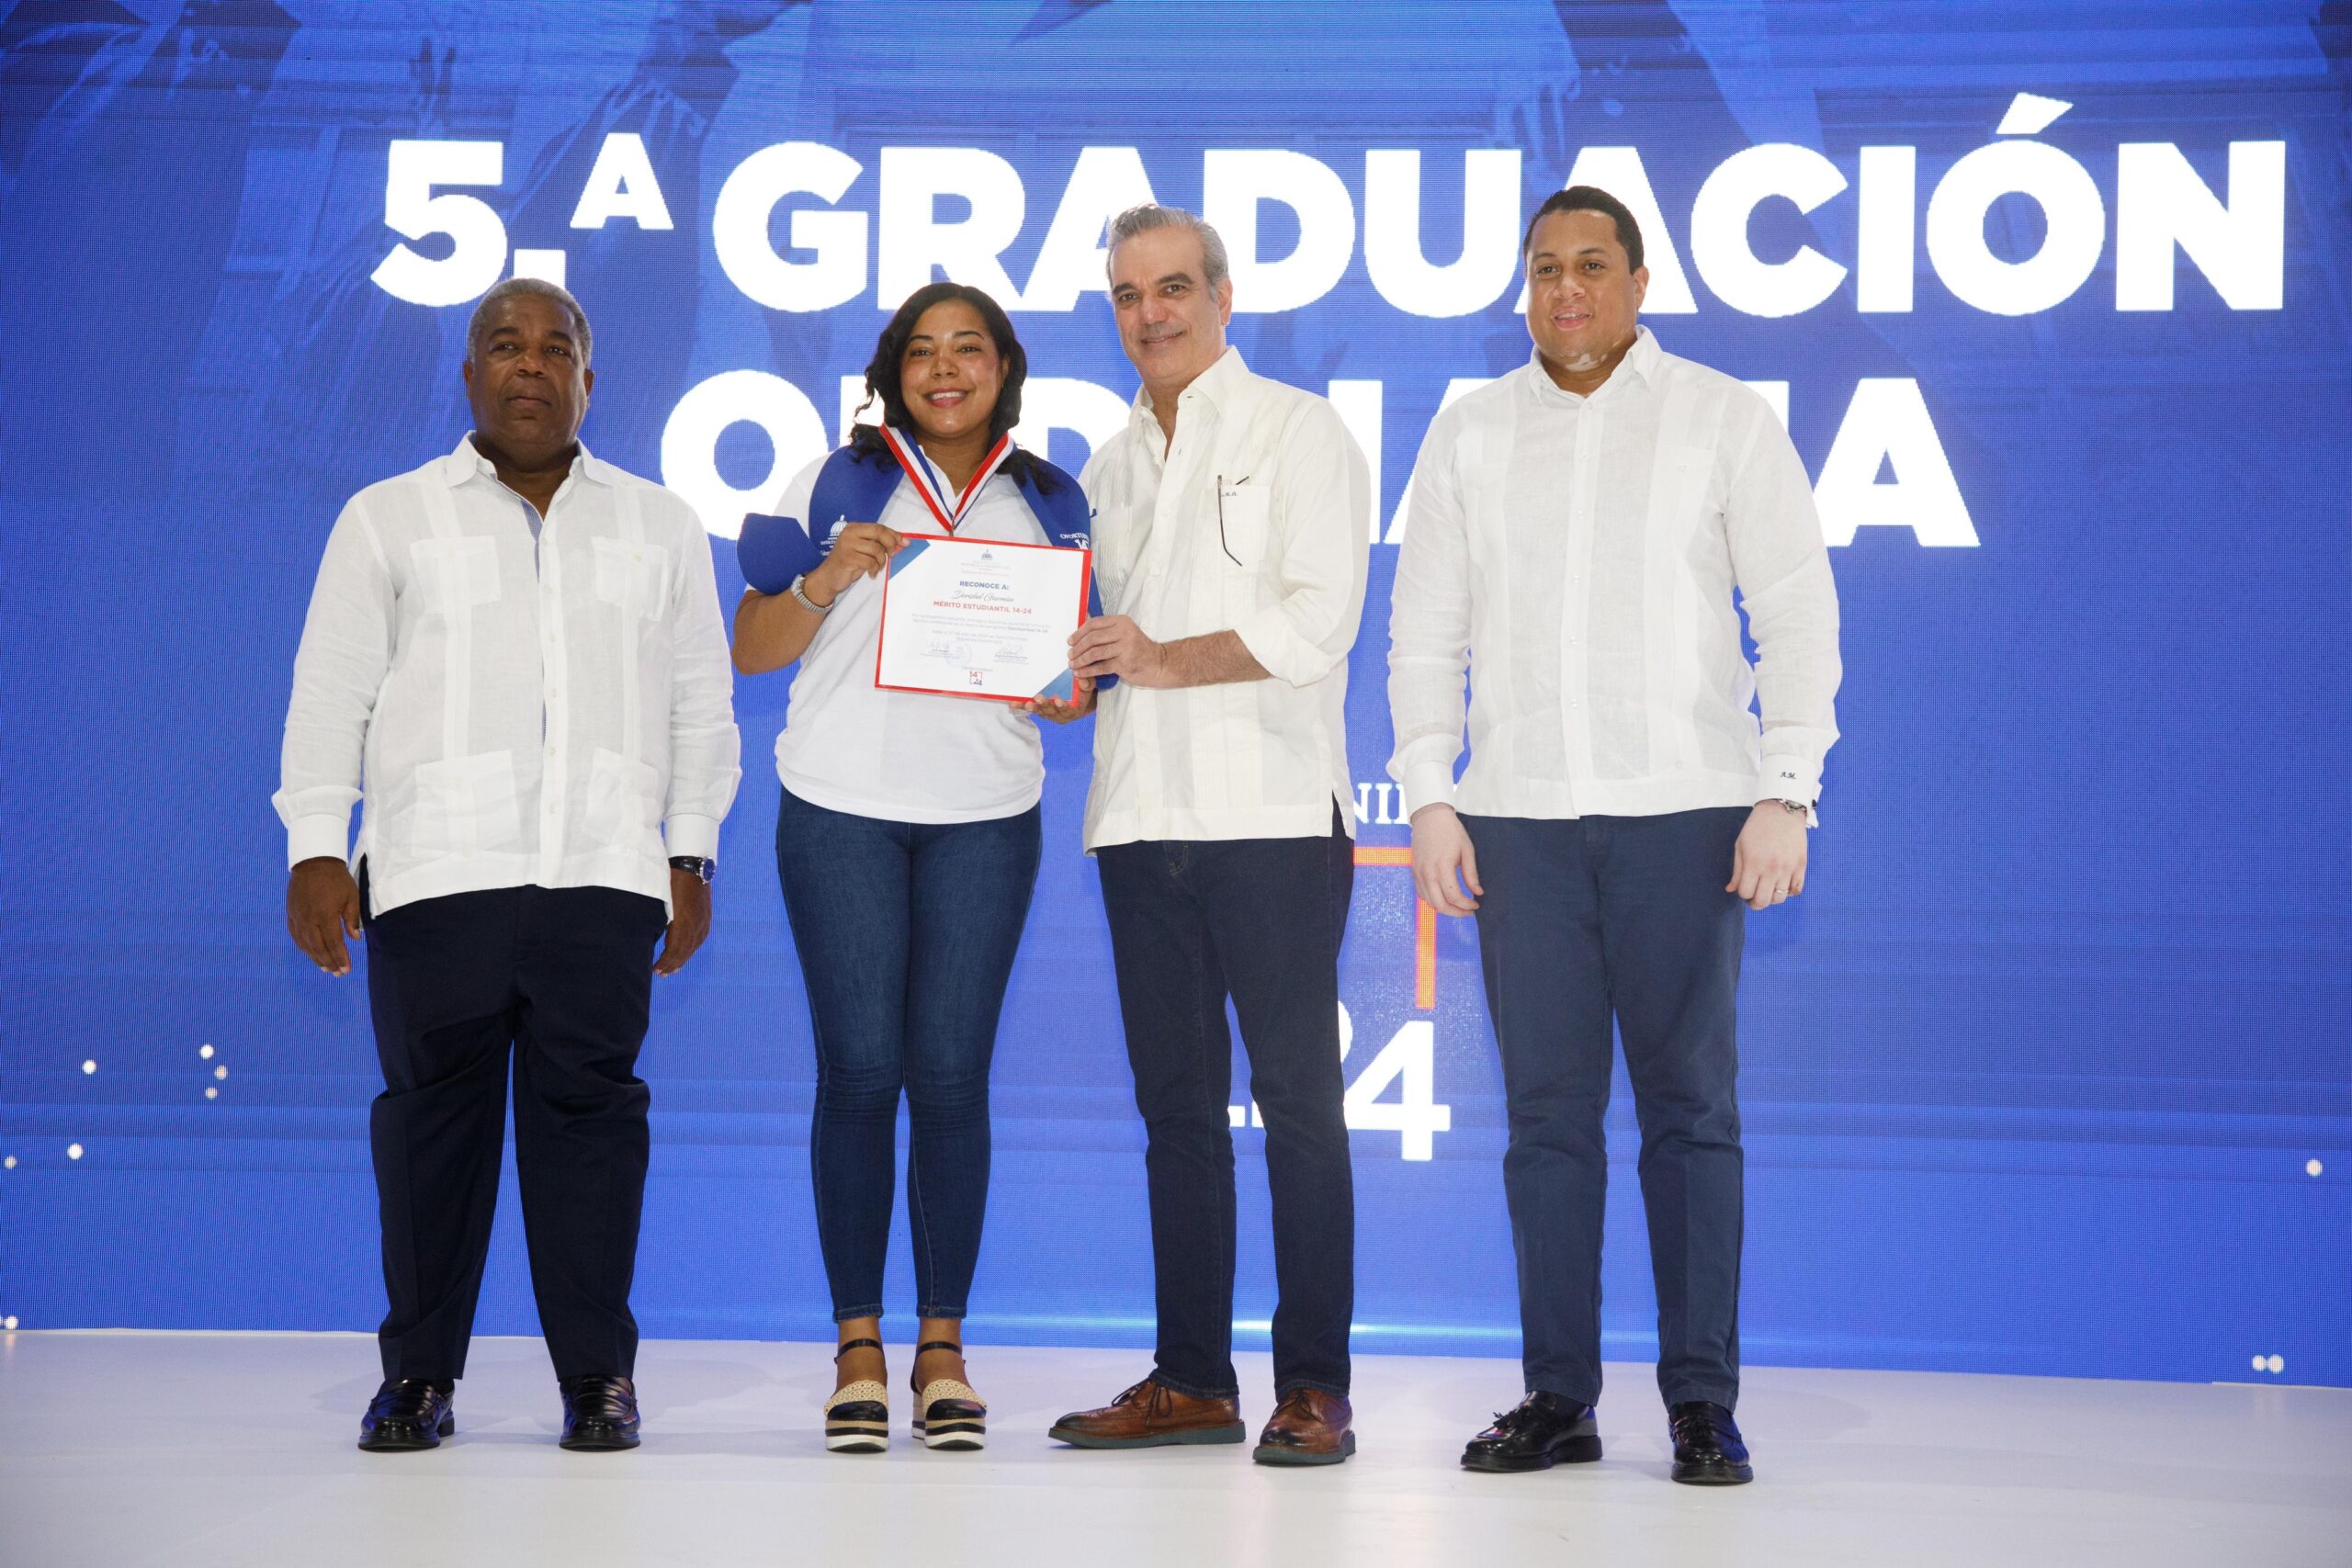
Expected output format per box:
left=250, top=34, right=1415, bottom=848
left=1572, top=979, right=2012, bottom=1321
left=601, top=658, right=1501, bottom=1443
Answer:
left=1463, top=807, right=1749, bottom=1412
left=1094, top=814, right=1357, bottom=1401
left=360, top=875, right=667, bottom=1385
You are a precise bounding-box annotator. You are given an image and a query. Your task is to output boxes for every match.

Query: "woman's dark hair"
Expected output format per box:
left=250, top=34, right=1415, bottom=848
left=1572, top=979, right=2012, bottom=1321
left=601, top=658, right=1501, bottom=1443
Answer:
left=848, top=280, right=1060, bottom=492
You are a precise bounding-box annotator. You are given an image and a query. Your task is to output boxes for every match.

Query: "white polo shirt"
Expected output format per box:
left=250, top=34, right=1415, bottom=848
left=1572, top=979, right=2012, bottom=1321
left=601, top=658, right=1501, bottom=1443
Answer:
left=1078, top=348, right=1372, bottom=851
left=767, top=453, right=1056, bottom=824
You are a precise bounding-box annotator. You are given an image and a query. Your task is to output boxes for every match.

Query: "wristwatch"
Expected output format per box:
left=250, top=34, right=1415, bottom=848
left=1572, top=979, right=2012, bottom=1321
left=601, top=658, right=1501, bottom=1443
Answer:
left=787, top=573, right=834, bottom=615
left=1770, top=798, right=1810, bottom=816
left=668, top=855, right=716, bottom=883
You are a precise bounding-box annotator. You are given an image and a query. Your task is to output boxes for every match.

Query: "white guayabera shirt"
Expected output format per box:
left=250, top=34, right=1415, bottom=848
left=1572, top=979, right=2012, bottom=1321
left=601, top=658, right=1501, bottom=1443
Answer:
left=1080, top=348, right=1372, bottom=851
left=1387, top=328, right=1841, bottom=822
left=275, top=436, right=741, bottom=917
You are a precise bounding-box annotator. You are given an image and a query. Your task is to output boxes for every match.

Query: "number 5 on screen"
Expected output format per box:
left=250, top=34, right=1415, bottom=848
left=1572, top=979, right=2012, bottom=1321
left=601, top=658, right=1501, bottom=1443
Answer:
left=372, top=140, right=507, bottom=307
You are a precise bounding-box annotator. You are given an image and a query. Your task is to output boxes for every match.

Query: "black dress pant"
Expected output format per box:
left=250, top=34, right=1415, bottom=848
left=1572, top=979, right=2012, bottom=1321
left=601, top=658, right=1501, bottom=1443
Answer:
left=1093, top=814, right=1356, bottom=1400
left=361, top=877, right=666, bottom=1383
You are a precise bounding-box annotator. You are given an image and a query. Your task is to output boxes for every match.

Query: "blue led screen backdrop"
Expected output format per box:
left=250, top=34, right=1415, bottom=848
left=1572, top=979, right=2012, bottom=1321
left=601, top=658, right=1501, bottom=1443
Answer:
left=1, top=0, right=2346, bottom=1385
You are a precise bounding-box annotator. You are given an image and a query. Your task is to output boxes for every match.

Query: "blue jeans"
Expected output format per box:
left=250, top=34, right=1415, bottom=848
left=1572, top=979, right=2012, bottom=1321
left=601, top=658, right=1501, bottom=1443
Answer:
left=1094, top=818, right=1356, bottom=1400
left=1464, top=808, right=1749, bottom=1411
left=775, top=787, right=1042, bottom=1322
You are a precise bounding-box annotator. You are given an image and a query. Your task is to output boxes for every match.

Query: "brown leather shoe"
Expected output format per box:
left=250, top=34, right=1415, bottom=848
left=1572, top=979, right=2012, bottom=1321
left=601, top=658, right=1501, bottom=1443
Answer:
left=1252, top=1387, right=1355, bottom=1466
left=1048, top=1378, right=1248, bottom=1449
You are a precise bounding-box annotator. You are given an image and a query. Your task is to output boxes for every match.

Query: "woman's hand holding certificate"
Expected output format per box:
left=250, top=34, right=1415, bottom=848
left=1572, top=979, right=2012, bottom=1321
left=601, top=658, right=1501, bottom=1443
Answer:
left=874, top=534, right=1094, bottom=705
left=801, top=523, right=904, bottom=606
left=1023, top=673, right=1095, bottom=724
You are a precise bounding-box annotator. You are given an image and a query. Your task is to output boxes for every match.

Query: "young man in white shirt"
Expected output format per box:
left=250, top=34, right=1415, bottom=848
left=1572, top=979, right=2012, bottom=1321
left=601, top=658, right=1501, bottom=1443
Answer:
left=1046, top=206, right=1372, bottom=1465
left=1388, top=186, right=1841, bottom=1485
left=275, top=278, right=741, bottom=1454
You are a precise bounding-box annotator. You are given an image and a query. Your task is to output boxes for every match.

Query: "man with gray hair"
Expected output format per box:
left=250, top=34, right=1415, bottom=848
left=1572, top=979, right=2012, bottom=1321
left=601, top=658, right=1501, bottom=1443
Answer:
left=1046, top=206, right=1373, bottom=1464
left=276, top=277, right=741, bottom=1453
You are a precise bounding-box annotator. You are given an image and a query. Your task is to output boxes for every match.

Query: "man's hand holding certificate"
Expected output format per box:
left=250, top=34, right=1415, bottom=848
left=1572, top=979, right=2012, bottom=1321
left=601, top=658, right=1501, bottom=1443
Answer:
left=875, top=533, right=1094, bottom=705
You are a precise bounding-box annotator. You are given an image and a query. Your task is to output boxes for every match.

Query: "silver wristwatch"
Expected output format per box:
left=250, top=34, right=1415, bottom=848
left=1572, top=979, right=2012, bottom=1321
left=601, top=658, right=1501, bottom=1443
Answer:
left=787, top=573, right=833, bottom=615
left=1770, top=798, right=1811, bottom=816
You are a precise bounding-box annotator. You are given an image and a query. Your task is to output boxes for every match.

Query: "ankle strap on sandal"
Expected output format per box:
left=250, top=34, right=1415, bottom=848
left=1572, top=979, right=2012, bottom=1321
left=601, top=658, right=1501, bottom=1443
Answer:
left=914, top=1339, right=964, bottom=1356
left=833, top=1337, right=884, bottom=1359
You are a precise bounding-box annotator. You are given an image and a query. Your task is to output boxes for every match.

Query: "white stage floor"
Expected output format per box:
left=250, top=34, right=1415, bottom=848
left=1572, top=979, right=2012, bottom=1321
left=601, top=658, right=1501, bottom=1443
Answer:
left=1, top=1332, right=2344, bottom=1568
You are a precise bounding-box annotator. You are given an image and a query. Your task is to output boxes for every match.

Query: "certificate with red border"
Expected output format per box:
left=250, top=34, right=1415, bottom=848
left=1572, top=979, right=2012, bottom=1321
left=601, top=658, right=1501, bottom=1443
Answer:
left=873, top=533, right=1094, bottom=704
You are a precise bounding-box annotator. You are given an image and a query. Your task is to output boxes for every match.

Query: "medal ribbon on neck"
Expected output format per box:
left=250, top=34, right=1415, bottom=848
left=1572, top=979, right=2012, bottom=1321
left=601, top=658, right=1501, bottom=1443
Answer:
left=882, top=424, right=1013, bottom=536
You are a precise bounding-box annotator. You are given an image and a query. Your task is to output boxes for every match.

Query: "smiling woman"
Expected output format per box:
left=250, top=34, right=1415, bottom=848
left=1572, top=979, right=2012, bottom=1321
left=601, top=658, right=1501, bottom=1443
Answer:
left=727, top=280, right=1102, bottom=1454
left=845, top=281, right=1039, bottom=497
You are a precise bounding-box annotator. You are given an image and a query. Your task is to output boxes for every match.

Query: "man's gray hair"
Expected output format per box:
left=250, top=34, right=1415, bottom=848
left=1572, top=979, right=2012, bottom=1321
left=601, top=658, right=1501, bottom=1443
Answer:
left=466, top=276, right=594, bottom=367
left=1104, top=204, right=1230, bottom=292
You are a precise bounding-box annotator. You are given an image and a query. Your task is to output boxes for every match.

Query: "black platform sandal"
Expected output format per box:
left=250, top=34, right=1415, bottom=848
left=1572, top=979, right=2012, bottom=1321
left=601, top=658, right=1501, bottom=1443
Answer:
left=825, top=1337, right=889, bottom=1453
left=910, top=1339, right=987, bottom=1451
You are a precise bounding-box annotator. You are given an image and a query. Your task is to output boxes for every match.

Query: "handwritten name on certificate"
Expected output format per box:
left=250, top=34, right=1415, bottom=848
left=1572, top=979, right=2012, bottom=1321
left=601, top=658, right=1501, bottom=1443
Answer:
left=873, top=534, right=1093, bottom=704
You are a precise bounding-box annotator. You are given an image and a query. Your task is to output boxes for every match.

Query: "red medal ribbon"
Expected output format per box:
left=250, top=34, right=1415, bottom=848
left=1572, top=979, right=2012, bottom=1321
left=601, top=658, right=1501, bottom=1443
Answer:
left=881, top=425, right=1013, bottom=536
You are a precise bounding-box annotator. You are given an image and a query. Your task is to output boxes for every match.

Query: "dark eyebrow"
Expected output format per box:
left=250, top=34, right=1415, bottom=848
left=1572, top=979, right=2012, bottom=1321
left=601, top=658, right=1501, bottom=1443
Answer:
left=1154, top=272, right=1196, bottom=288
left=487, top=324, right=574, bottom=344
left=907, top=329, right=988, bottom=344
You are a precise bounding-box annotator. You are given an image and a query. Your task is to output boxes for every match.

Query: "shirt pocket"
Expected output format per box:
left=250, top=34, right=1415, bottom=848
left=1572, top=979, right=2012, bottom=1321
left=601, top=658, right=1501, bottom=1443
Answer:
left=408, top=536, right=501, bottom=616
left=1651, top=443, right=1719, bottom=539
left=1213, top=481, right=1272, bottom=570
left=594, top=538, right=673, bottom=620
left=583, top=746, right=664, bottom=853
left=404, top=750, right=522, bottom=856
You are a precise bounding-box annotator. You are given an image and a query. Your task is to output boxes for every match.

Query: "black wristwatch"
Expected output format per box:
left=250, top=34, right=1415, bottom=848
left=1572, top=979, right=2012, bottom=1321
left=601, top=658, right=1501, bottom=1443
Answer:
left=668, top=855, right=716, bottom=884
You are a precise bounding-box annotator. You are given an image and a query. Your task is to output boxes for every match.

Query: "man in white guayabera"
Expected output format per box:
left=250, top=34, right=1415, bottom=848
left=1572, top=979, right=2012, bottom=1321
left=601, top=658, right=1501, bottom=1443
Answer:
left=274, top=277, right=741, bottom=1456
left=1388, top=186, right=1841, bottom=1487
left=1046, top=205, right=1372, bottom=1467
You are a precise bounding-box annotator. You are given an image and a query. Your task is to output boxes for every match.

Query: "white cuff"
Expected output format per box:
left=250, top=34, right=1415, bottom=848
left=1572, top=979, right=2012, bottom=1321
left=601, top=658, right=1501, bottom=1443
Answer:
left=663, top=813, right=722, bottom=860
left=1756, top=754, right=1821, bottom=804
left=1398, top=755, right=1460, bottom=818
left=286, top=813, right=352, bottom=869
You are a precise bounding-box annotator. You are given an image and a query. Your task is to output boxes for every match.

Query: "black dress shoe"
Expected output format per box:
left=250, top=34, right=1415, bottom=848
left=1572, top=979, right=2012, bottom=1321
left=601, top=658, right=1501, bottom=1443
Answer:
left=1461, top=1390, right=1602, bottom=1472
left=358, top=1379, right=455, bottom=1452
left=1668, top=1400, right=1752, bottom=1484
left=559, top=1374, right=642, bottom=1451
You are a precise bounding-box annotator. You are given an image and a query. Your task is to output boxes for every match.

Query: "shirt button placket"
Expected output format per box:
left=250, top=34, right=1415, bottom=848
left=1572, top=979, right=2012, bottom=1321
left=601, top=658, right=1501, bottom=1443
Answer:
left=537, top=530, right=566, bottom=868
left=1561, top=407, right=1596, bottom=807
